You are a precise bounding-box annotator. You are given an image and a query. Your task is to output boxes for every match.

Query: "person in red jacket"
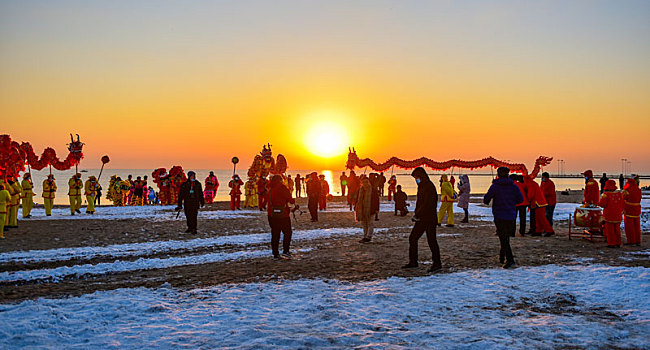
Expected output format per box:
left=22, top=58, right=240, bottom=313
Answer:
left=510, top=174, right=529, bottom=236
left=267, top=174, right=296, bottom=259
left=228, top=174, right=244, bottom=210
left=523, top=175, right=538, bottom=235
left=599, top=179, right=623, bottom=248
left=318, top=174, right=329, bottom=210
left=387, top=175, right=397, bottom=201
left=622, top=177, right=641, bottom=245
left=528, top=177, right=555, bottom=237
left=257, top=175, right=269, bottom=211
left=582, top=170, right=600, bottom=206
left=347, top=170, right=360, bottom=211
left=541, top=172, right=557, bottom=228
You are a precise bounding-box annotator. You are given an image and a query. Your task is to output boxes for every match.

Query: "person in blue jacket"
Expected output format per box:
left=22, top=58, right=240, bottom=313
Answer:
left=484, top=167, right=524, bottom=269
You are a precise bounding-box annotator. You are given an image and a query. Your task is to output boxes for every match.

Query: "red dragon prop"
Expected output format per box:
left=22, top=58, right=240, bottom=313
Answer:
left=345, top=148, right=552, bottom=178
left=0, top=134, right=84, bottom=179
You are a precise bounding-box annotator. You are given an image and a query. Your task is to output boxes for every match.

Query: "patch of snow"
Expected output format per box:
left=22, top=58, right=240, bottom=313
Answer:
left=19, top=205, right=256, bottom=221
left=0, top=265, right=647, bottom=349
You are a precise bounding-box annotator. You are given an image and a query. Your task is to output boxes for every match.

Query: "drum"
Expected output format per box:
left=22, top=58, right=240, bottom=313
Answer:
left=574, top=207, right=602, bottom=228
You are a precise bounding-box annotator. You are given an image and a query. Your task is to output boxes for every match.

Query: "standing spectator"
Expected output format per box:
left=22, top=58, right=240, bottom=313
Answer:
left=618, top=174, right=625, bottom=190
left=387, top=175, right=397, bottom=201
left=523, top=175, right=537, bottom=234
left=286, top=175, right=294, bottom=195
left=347, top=170, right=360, bottom=211
left=483, top=167, right=523, bottom=269
left=437, top=175, right=455, bottom=227
left=148, top=186, right=156, bottom=205
left=294, top=174, right=302, bottom=198
left=176, top=171, right=204, bottom=234
left=95, top=183, right=102, bottom=207
left=378, top=172, right=387, bottom=196
left=340, top=172, right=348, bottom=197
left=456, top=175, right=471, bottom=223
left=540, top=172, right=557, bottom=227
left=143, top=175, right=150, bottom=205
left=599, top=173, right=608, bottom=194
left=356, top=177, right=379, bottom=243
left=511, top=174, right=529, bottom=236
left=306, top=172, right=321, bottom=222
left=394, top=185, right=408, bottom=216
left=319, top=174, right=329, bottom=210
left=402, top=167, right=441, bottom=272
left=267, top=174, right=296, bottom=259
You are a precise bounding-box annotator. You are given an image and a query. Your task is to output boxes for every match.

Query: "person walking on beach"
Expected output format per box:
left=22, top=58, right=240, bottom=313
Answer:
left=347, top=171, right=360, bottom=211
left=84, top=176, right=98, bottom=214
left=95, top=183, right=102, bottom=206
left=319, top=174, right=329, bottom=210
left=402, top=167, right=442, bottom=272
left=356, top=177, right=379, bottom=243
left=267, top=174, right=296, bottom=259
left=437, top=175, right=455, bottom=227
left=457, top=175, right=470, bottom=223
left=176, top=171, right=204, bottom=234
left=483, top=167, right=523, bottom=269
left=340, top=172, right=348, bottom=197
left=306, top=172, right=321, bottom=222
left=295, top=174, right=302, bottom=198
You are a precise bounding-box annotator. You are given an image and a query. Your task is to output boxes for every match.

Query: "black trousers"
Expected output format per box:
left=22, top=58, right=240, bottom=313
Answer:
left=308, top=196, right=319, bottom=221
left=495, top=219, right=516, bottom=263
left=516, top=206, right=527, bottom=234
left=546, top=204, right=555, bottom=227
left=395, top=205, right=408, bottom=216
left=268, top=216, right=292, bottom=256
left=408, top=220, right=441, bottom=266
left=528, top=206, right=536, bottom=233
left=185, top=206, right=199, bottom=231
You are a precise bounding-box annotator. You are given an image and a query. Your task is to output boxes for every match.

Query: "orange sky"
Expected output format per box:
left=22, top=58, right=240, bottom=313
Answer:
left=2, top=1, right=649, bottom=173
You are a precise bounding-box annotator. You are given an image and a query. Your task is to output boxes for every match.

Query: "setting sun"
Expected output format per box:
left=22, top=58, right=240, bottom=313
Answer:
left=304, top=120, right=349, bottom=158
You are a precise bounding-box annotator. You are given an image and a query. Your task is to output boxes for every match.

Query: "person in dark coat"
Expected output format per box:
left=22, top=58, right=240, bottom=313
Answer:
left=176, top=171, right=204, bottom=234
left=306, top=172, right=321, bottom=222
left=599, top=173, right=608, bottom=194
left=394, top=185, right=408, bottom=216
left=484, top=167, right=524, bottom=269
left=402, top=167, right=442, bottom=272
left=267, top=175, right=296, bottom=259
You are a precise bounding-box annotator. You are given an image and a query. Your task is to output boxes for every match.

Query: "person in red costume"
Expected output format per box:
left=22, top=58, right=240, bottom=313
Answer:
left=622, top=177, right=641, bottom=245
left=528, top=177, right=555, bottom=237
left=599, top=180, right=623, bottom=248
left=228, top=174, right=244, bottom=210
left=523, top=175, right=538, bottom=235
left=346, top=170, right=360, bottom=211
left=257, top=175, right=269, bottom=211
left=510, top=174, right=529, bottom=236
left=540, top=172, right=557, bottom=228
left=204, top=171, right=219, bottom=204
left=387, top=175, right=397, bottom=201
left=318, top=174, right=329, bottom=210
left=582, top=170, right=600, bottom=206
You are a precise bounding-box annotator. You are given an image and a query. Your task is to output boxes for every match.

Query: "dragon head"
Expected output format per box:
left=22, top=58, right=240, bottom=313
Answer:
left=536, top=156, right=553, bottom=168
left=346, top=147, right=358, bottom=170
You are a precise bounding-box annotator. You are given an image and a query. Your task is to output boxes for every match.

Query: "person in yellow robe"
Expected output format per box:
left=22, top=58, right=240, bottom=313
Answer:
left=84, top=176, right=99, bottom=214
left=42, top=174, right=57, bottom=216
left=68, top=173, right=83, bottom=215
left=119, top=178, right=132, bottom=207
left=437, top=174, right=456, bottom=227
left=21, top=173, right=34, bottom=218
left=244, top=177, right=259, bottom=208
left=6, top=178, right=22, bottom=228
left=0, top=183, right=11, bottom=238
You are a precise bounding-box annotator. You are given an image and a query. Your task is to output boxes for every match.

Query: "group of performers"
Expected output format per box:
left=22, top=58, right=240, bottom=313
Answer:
left=582, top=170, right=642, bottom=247
left=107, top=175, right=156, bottom=207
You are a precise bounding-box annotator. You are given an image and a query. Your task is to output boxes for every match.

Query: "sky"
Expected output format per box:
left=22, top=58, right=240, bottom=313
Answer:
left=1, top=0, right=649, bottom=173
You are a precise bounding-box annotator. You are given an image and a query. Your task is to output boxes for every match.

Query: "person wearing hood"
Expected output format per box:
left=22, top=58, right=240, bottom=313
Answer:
left=228, top=175, right=244, bottom=210
left=437, top=174, right=456, bottom=227
left=540, top=172, right=557, bottom=228
left=456, top=175, right=471, bottom=223
left=582, top=170, right=600, bottom=206
left=176, top=171, right=204, bottom=234
left=267, top=175, right=296, bottom=259
left=510, top=174, right=529, bottom=236
left=0, top=183, right=10, bottom=238
left=599, top=180, right=623, bottom=248
left=68, top=173, right=83, bottom=215
left=21, top=173, right=34, bottom=218
left=356, top=177, right=379, bottom=243
left=402, top=167, right=442, bottom=272
left=622, top=178, right=641, bottom=246
left=306, top=172, right=321, bottom=222
left=484, top=167, right=524, bottom=269
left=84, top=176, right=99, bottom=214
left=42, top=174, right=57, bottom=216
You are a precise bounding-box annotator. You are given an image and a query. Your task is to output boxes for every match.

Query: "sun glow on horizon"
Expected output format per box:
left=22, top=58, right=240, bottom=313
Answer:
left=303, top=117, right=349, bottom=159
